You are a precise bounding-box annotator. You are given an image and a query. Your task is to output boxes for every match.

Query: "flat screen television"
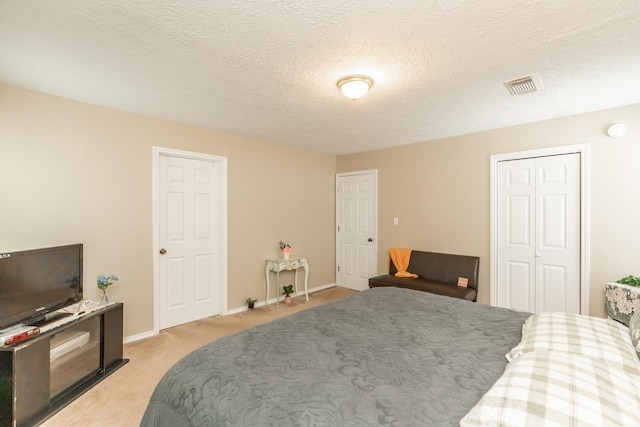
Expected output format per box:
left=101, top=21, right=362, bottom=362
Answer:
left=0, top=244, right=83, bottom=330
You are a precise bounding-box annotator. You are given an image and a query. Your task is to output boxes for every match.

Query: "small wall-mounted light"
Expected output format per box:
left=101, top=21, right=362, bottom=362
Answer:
left=337, top=75, right=373, bottom=100
left=607, top=123, right=628, bottom=138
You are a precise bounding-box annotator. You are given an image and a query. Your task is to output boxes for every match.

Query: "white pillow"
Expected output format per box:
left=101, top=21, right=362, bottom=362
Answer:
left=507, top=312, right=640, bottom=375
left=461, top=351, right=640, bottom=427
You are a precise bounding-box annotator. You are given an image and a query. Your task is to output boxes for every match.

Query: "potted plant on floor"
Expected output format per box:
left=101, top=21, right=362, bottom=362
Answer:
left=282, top=284, right=294, bottom=304
left=246, top=297, right=258, bottom=310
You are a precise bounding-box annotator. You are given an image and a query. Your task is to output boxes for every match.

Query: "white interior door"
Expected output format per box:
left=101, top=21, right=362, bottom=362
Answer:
left=336, top=170, right=377, bottom=291
left=496, top=153, right=581, bottom=314
left=157, top=151, right=226, bottom=330
left=496, top=158, right=536, bottom=312
left=535, top=154, right=581, bottom=313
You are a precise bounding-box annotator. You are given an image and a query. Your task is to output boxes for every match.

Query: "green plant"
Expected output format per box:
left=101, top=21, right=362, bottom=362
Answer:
left=97, top=274, right=118, bottom=290
left=617, top=275, right=640, bottom=287
left=282, top=284, right=294, bottom=296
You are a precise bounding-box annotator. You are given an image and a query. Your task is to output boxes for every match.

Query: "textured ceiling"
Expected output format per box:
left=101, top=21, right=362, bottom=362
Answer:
left=1, top=1, right=639, bottom=155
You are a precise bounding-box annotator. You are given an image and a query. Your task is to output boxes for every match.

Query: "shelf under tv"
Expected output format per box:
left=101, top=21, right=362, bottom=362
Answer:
left=0, top=303, right=127, bottom=427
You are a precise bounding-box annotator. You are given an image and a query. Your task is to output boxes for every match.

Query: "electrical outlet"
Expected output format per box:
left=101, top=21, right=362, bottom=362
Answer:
left=393, top=217, right=399, bottom=225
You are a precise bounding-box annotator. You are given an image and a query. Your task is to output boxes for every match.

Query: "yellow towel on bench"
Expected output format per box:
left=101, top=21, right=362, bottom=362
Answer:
left=389, top=248, right=418, bottom=278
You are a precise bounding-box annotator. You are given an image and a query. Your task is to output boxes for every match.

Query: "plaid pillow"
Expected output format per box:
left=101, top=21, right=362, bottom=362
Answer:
left=461, top=351, right=640, bottom=427
left=507, top=312, right=640, bottom=375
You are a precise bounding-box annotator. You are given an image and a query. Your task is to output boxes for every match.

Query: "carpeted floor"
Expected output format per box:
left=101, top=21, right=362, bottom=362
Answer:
left=41, top=286, right=356, bottom=426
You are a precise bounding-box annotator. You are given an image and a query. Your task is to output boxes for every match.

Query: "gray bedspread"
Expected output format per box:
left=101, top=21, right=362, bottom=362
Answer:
left=141, top=287, right=530, bottom=426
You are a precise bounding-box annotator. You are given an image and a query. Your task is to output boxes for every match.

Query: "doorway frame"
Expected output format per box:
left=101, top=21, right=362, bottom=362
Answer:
left=151, top=146, right=228, bottom=335
left=335, top=169, right=379, bottom=290
left=489, top=143, right=590, bottom=315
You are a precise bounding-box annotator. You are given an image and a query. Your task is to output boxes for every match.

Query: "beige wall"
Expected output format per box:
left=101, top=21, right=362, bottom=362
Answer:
left=337, top=103, right=640, bottom=317
left=3, top=82, right=637, bottom=337
left=0, top=84, right=336, bottom=337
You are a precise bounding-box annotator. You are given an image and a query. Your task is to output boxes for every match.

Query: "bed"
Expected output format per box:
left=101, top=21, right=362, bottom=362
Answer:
left=140, top=287, right=640, bottom=426
left=141, top=287, right=529, bottom=425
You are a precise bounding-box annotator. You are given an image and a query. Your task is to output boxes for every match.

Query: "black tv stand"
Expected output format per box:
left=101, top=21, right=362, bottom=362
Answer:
left=0, top=303, right=127, bottom=426
left=27, top=311, right=72, bottom=327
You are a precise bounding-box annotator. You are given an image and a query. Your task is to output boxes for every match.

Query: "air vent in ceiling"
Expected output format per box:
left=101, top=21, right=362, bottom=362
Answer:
left=504, top=73, right=543, bottom=95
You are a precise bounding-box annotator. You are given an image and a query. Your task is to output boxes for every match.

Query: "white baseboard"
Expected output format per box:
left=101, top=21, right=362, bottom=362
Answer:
left=124, top=282, right=337, bottom=343
left=308, top=282, right=337, bottom=293
left=123, top=330, right=155, bottom=344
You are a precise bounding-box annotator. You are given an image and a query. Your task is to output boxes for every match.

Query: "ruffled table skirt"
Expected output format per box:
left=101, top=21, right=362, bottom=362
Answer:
left=605, top=282, right=640, bottom=326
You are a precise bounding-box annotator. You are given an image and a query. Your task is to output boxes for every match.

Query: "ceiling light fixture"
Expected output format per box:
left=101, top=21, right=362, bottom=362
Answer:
left=607, top=123, right=628, bottom=138
left=337, top=75, right=373, bottom=100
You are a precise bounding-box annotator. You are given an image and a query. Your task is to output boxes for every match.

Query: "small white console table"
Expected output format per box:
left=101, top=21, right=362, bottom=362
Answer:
left=265, top=256, right=309, bottom=309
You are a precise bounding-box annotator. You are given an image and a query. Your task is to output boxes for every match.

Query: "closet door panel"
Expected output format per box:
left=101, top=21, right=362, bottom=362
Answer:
left=496, top=153, right=581, bottom=314
left=535, top=154, right=581, bottom=314
left=496, top=158, right=536, bottom=312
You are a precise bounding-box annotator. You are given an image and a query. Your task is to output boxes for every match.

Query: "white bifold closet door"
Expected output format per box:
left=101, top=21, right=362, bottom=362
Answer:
left=496, top=153, right=581, bottom=314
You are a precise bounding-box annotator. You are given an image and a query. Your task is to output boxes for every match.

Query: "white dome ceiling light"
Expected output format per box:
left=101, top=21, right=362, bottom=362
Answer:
left=607, top=123, right=628, bottom=138
left=337, top=75, right=373, bottom=100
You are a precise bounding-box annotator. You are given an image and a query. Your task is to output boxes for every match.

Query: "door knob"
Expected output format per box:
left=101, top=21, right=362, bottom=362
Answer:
left=159, top=248, right=167, bottom=255
left=368, top=238, right=374, bottom=242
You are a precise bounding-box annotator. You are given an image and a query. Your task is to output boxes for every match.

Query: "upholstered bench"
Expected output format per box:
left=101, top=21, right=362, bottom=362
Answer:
left=369, top=250, right=480, bottom=301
